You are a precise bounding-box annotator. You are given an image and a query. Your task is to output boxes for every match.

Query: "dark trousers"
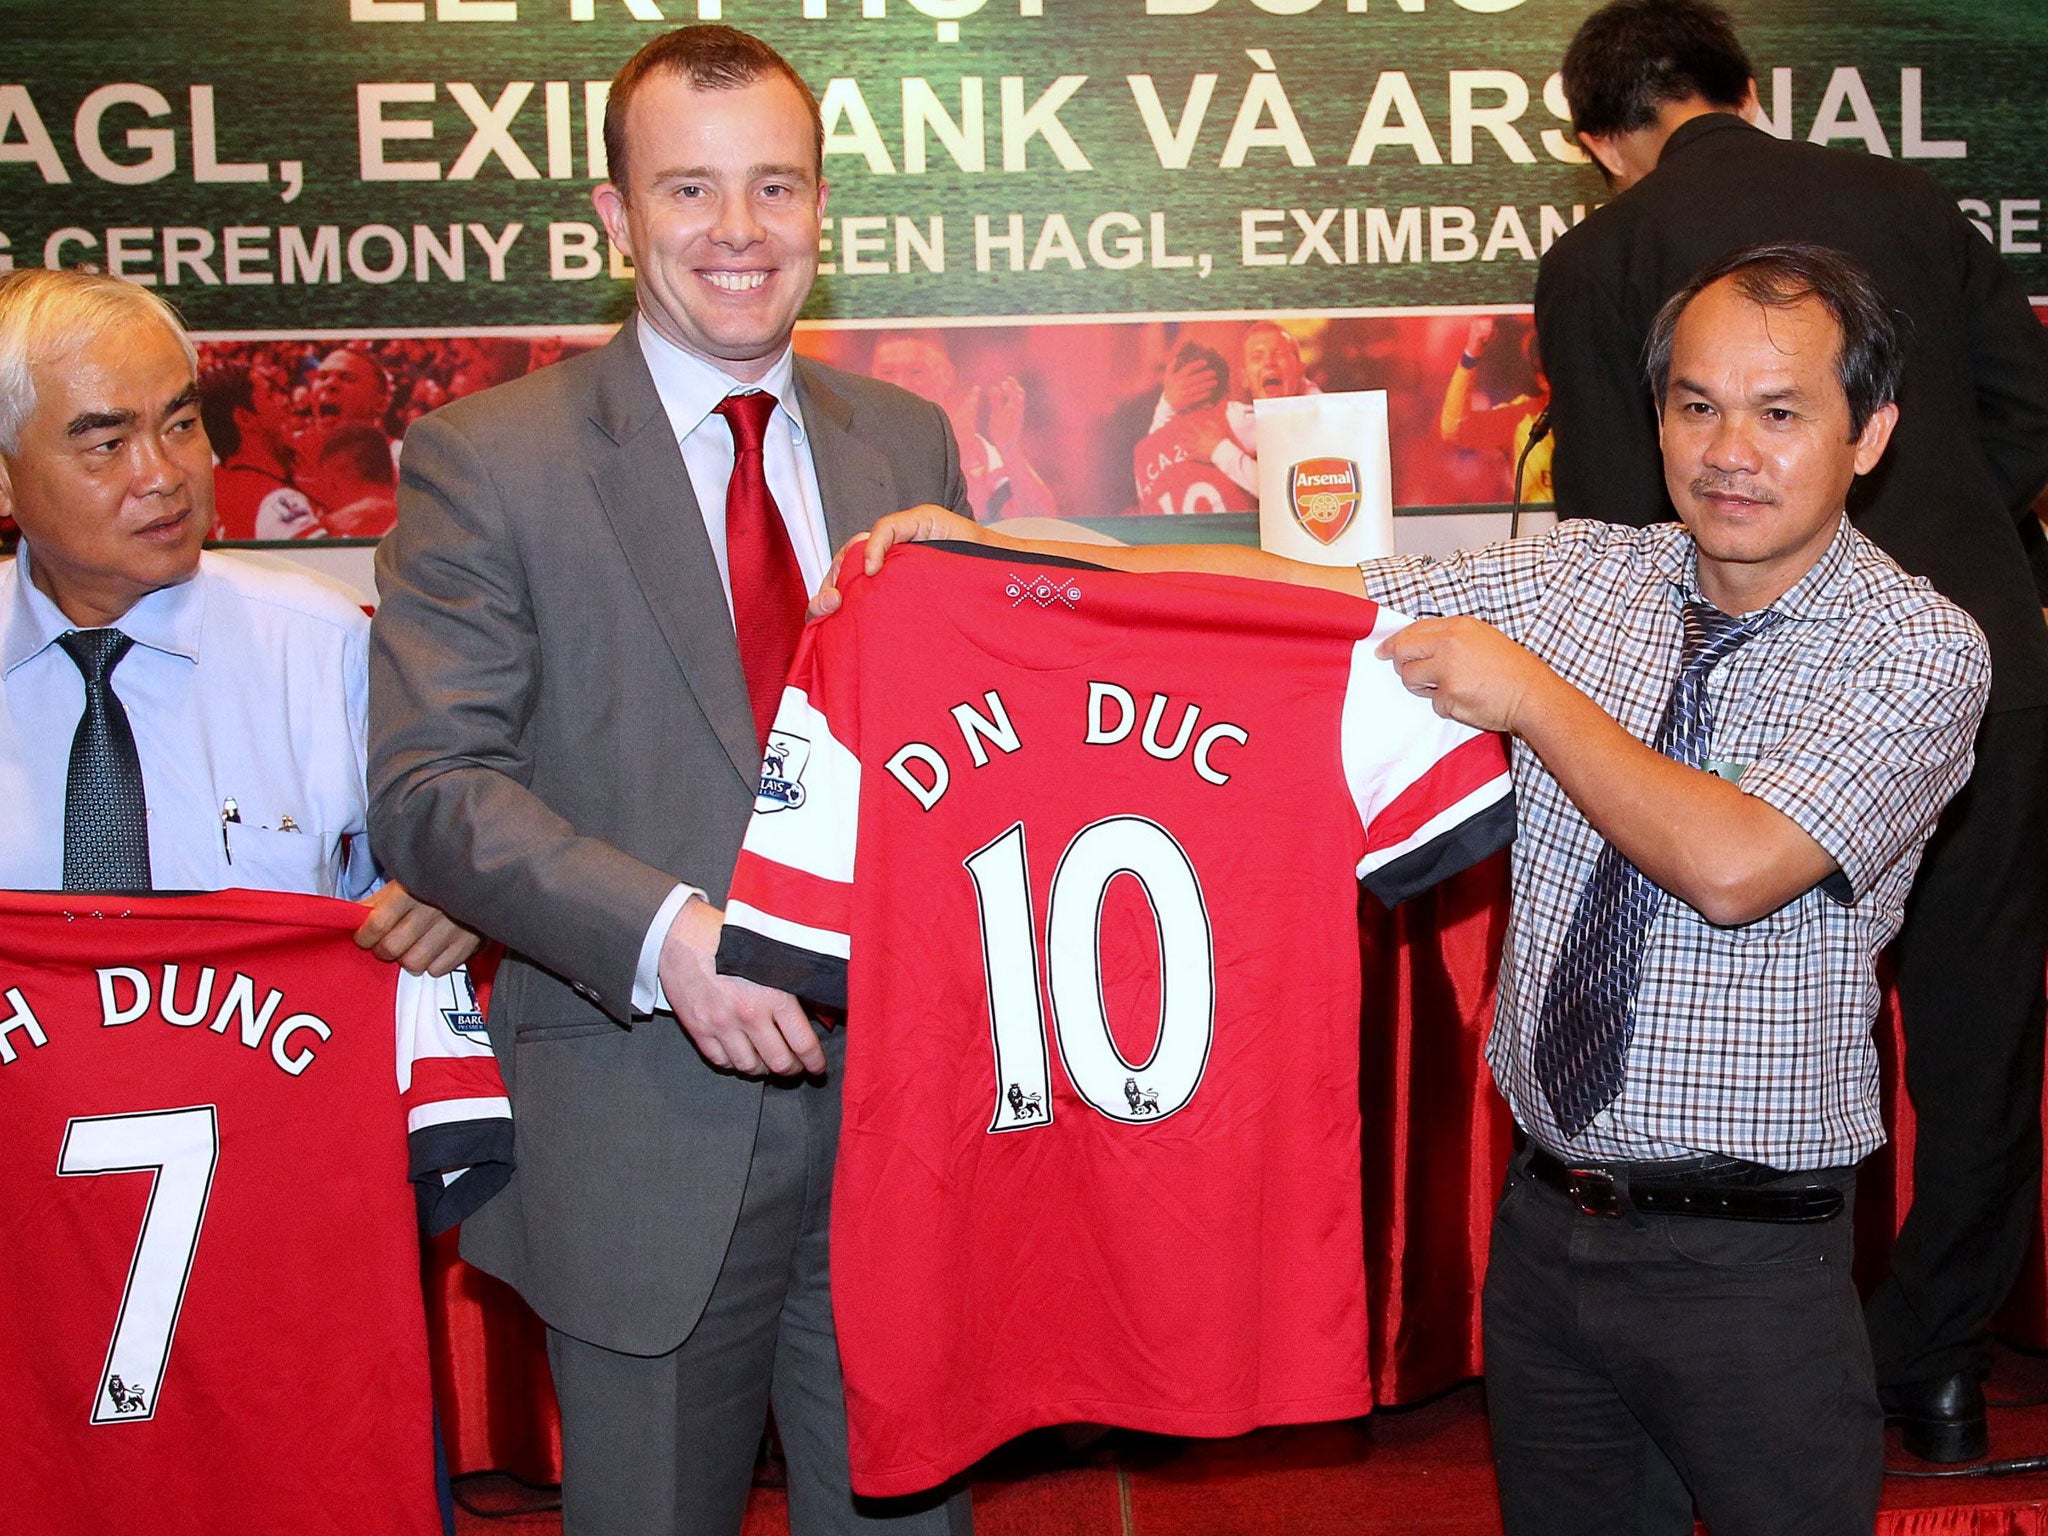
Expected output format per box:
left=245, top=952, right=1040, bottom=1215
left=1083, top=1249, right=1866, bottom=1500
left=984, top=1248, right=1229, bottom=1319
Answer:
left=1484, top=1155, right=1881, bottom=1536
left=543, top=1026, right=972, bottom=1536
left=1867, top=706, right=2048, bottom=1387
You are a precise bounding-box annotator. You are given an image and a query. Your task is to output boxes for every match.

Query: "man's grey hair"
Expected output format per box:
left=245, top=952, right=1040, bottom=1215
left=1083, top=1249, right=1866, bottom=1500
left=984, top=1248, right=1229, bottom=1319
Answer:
left=0, top=269, right=198, bottom=456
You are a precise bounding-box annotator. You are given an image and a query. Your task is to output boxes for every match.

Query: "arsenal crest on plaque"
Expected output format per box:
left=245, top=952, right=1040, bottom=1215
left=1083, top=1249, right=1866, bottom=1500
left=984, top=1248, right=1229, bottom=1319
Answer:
left=1286, top=457, right=1361, bottom=546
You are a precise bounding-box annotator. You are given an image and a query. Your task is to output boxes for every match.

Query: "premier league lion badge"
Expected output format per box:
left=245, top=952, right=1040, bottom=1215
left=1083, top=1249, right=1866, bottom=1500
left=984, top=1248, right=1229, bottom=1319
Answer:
left=757, top=730, right=811, bottom=813
left=438, top=968, right=487, bottom=1038
left=1287, top=457, right=1361, bottom=546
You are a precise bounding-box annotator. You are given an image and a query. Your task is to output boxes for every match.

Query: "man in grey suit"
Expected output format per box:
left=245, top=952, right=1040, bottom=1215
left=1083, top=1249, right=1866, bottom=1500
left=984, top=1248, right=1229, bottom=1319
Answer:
left=367, top=25, right=973, bottom=1536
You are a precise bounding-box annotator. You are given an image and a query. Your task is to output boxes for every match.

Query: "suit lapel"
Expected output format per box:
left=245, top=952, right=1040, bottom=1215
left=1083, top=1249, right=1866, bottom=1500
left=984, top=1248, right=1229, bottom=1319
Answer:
left=796, top=357, right=896, bottom=551
left=587, top=327, right=762, bottom=786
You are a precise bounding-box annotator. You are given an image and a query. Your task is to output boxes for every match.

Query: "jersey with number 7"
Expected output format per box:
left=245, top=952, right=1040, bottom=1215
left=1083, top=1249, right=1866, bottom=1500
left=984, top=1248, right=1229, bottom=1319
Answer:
left=716, top=542, right=1515, bottom=1498
left=0, top=890, right=511, bottom=1536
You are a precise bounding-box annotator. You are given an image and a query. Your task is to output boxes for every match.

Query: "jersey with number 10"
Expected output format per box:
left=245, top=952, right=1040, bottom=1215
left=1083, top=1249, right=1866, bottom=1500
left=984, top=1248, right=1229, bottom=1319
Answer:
left=0, top=890, right=512, bottom=1536
left=716, top=543, right=1515, bottom=1497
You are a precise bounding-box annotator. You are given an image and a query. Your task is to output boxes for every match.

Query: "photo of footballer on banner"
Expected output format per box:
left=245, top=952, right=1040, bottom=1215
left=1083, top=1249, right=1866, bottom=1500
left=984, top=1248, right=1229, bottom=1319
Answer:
left=173, top=315, right=1550, bottom=547
left=799, top=313, right=1553, bottom=522
left=190, top=334, right=601, bottom=542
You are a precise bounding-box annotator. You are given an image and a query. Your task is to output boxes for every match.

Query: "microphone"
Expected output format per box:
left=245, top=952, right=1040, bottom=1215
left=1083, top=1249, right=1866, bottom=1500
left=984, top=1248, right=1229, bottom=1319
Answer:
left=1510, top=406, right=1552, bottom=540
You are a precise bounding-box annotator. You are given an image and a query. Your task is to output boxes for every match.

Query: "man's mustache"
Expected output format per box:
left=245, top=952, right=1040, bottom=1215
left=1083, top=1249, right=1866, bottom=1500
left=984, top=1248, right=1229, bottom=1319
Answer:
left=1689, top=473, right=1779, bottom=505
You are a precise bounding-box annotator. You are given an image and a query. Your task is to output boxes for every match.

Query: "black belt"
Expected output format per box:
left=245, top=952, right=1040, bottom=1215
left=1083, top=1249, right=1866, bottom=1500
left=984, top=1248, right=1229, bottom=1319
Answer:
left=1523, top=1146, right=1845, bottom=1224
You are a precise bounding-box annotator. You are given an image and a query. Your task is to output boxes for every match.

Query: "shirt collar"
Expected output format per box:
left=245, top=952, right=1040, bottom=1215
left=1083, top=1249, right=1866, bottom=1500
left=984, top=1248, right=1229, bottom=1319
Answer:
left=1765, top=514, right=1860, bottom=622
left=636, top=314, right=808, bottom=449
left=0, top=544, right=205, bottom=677
left=1644, top=513, right=1859, bottom=622
left=1642, top=522, right=1701, bottom=603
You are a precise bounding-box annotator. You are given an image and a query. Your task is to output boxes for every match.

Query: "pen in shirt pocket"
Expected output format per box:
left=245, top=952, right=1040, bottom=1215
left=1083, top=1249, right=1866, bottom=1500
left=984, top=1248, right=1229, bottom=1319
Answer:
left=221, top=797, right=241, bottom=865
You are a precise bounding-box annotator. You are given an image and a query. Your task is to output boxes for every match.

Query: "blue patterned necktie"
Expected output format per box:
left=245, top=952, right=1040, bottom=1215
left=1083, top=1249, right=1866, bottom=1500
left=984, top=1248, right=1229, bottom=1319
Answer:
left=58, top=628, right=152, bottom=892
left=1530, top=600, right=1779, bottom=1137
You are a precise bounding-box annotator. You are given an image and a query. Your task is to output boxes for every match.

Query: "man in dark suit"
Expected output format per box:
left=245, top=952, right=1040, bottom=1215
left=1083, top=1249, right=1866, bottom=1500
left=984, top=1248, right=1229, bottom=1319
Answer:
left=1536, top=0, right=2048, bottom=1463
left=367, top=25, right=972, bottom=1536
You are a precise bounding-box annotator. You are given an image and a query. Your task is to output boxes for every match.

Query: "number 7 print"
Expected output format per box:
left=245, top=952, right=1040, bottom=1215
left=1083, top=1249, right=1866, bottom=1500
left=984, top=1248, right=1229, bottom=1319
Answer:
left=57, top=1106, right=220, bottom=1425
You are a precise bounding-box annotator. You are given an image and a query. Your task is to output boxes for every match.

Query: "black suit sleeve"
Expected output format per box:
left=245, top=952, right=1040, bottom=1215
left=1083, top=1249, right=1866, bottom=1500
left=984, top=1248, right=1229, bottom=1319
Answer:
left=1953, top=202, right=2048, bottom=517
left=1534, top=240, right=1671, bottom=528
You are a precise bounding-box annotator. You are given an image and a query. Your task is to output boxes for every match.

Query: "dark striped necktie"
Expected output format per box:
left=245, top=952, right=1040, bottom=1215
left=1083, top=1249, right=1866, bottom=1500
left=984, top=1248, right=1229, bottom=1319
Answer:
left=1529, top=600, right=1779, bottom=1137
left=58, top=627, right=152, bottom=892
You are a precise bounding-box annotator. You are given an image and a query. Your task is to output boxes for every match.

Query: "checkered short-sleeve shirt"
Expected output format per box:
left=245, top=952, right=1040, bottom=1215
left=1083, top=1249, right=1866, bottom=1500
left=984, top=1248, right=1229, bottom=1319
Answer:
left=1365, top=518, right=1989, bottom=1168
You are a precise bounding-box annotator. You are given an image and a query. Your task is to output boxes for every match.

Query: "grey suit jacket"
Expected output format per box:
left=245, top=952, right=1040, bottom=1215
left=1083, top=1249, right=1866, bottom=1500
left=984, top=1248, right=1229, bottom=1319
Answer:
left=368, top=324, right=969, bottom=1353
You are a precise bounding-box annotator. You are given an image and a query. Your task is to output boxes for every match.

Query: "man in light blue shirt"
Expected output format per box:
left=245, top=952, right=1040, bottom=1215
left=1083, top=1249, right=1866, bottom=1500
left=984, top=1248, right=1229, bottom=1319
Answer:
left=0, top=266, right=472, bottom=976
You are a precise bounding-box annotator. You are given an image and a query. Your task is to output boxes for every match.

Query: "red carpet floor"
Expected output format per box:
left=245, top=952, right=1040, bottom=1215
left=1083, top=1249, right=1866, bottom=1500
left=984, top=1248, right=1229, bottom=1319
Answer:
left=454, top=1350, right=2048, bottom=1535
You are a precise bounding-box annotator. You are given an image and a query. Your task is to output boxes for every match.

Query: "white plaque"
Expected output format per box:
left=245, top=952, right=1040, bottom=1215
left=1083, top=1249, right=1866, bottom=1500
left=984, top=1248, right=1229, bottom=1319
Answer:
left=1253, top=390, right=1396, bottom=566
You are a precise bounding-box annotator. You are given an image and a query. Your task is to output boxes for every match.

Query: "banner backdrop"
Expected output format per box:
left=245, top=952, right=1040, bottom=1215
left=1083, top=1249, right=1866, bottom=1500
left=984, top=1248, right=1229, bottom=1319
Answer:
left=4, top=0, right=2046, bottom=527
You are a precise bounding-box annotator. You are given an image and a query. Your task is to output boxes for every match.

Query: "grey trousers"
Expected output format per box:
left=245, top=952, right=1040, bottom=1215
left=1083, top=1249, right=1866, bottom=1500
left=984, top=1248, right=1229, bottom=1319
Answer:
left=1483, top=1153, right=1880, bottom=1536
left=545, top=1026, right=973, bottom=1536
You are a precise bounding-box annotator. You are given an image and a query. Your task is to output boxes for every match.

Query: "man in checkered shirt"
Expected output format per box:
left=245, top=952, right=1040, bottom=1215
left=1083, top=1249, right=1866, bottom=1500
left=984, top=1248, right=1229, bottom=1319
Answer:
left=837, top=241, right=1989, bottom=1534
left=1359, top=245, right=1987, bottom=1535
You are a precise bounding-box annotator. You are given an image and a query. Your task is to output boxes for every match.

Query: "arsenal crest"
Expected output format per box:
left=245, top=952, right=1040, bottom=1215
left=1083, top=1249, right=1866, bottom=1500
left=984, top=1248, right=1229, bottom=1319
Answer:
left=1287, top=458, right=1361, bottom=546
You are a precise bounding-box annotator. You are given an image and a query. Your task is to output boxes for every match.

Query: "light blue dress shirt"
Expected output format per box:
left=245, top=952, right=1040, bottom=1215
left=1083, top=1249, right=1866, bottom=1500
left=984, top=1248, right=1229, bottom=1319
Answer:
left=631, top=320, right=836, bottom=1010
left=0, top=548, right=379, bottom=898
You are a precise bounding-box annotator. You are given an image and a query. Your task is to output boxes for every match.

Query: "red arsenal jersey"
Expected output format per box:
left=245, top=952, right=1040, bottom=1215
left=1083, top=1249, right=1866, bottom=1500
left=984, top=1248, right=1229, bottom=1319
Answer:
left=717, top=543, right=1514, bottom=1496
left=0, top=890, right=512, bottom=1536
left=1132, top=420, right=1257, bottom=515
left=211, top=460, right=318, bottom=541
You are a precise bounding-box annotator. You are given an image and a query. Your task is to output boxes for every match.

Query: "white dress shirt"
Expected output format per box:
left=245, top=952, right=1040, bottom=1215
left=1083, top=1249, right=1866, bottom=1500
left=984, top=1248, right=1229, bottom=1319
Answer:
left=632, top=319, right=836, bottom=1011
left=0, top=548, right=379, bottom=898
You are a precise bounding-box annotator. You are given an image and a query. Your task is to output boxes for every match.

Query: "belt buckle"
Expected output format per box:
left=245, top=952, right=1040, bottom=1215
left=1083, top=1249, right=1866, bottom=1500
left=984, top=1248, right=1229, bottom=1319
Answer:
left=1565, top=1167, right=1623, bottom=1218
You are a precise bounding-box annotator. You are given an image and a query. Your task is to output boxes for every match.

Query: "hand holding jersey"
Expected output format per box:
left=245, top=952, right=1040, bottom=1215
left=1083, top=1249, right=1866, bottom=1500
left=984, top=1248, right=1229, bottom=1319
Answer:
left=355, top=876, right=484, bottom=975
left=816, top=501, right=984, bottom=608
left=1372, top=614, right=1546, bottom=731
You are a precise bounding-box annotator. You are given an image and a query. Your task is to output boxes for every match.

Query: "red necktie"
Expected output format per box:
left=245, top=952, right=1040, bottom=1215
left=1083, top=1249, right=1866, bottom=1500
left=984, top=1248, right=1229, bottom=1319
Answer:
left=714, top=391, right=809, bottom=751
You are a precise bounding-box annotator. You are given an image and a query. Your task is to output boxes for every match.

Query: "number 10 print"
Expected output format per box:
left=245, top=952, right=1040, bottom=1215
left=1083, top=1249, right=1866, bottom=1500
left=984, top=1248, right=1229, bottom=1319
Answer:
left=966, top=816, right=1216, bottom=1134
